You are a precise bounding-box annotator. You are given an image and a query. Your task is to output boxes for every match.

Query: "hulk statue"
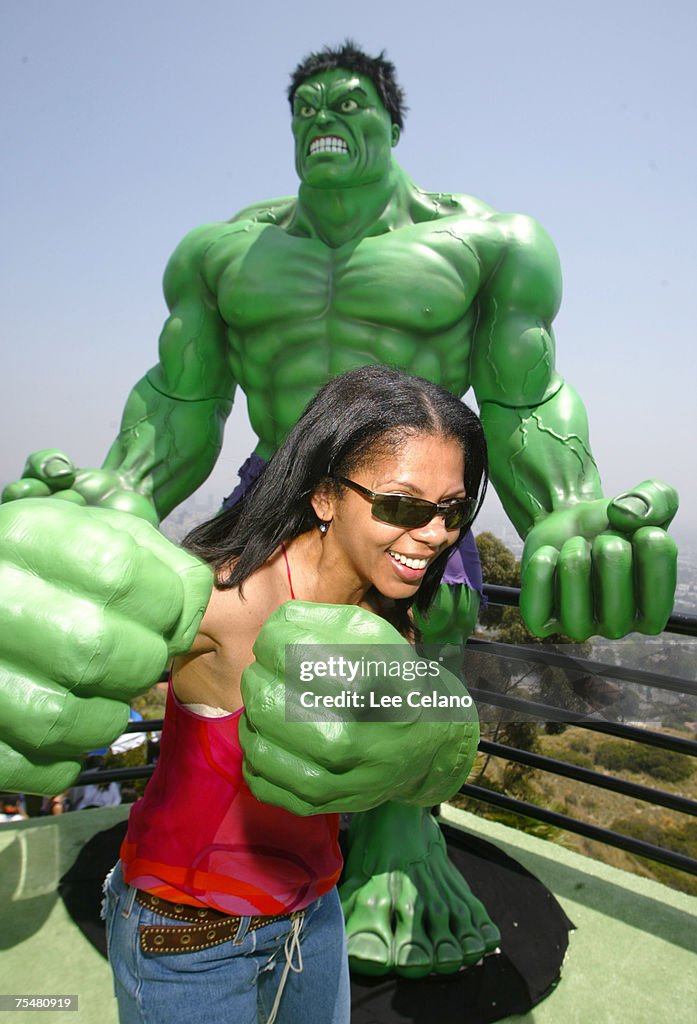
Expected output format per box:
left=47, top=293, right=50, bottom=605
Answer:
left=0, top=42, right=678, bottom=978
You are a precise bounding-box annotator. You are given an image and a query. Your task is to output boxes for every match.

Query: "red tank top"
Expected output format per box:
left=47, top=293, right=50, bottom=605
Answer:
left=120, top=684, right=342, bottom=914
left=120, top=548, right=342, bottom=915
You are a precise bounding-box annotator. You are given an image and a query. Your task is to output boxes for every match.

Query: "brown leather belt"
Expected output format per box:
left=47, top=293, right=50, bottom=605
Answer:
left=135, top=889, right=296, bottom=955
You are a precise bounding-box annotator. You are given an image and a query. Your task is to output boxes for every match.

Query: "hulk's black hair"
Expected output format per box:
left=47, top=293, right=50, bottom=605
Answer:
left=288, top=40, right=407, bottom=130
left=184, top=365, right=487, bottom=637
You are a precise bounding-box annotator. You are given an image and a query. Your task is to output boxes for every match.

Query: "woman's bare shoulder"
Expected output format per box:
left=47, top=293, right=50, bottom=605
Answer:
left=173, top=554, right=289, bottom=707
left=194, top=552, right=288, bottom=650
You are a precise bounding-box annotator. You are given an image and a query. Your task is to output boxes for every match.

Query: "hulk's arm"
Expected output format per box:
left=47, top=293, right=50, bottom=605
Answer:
left=102, top=224, right=236, bottom=521
left=471, top=214, right=677, bottom=639
left=470, top=214, right=602, bottom=535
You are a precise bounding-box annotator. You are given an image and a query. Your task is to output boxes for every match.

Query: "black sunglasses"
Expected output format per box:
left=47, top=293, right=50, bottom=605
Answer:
left=336, top=477, right=476, bottom=530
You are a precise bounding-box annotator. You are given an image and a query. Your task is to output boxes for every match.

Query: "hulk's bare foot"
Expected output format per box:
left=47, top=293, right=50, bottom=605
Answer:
left=340, top=803, right=500, bottom=978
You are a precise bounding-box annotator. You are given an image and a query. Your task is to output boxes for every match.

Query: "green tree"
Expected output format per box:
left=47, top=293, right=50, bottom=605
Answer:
left=476, top=531, right=521, bottom=588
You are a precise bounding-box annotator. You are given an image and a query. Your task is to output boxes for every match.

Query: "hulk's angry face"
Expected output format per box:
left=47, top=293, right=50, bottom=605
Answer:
left=292, top=69, right=400, bottom=189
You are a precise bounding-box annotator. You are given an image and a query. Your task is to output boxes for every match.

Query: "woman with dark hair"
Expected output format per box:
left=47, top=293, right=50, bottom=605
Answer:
left=103, top=365, right=487, bottom=1024
left=186, top=364, right=487, bottom=634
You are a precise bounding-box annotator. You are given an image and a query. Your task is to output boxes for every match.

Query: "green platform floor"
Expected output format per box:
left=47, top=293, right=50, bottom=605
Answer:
left=1, top=804, right=695, bottom=1023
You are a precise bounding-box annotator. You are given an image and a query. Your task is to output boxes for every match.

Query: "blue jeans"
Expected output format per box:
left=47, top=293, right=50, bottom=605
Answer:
left=103, top=863, right=350, bottom=1024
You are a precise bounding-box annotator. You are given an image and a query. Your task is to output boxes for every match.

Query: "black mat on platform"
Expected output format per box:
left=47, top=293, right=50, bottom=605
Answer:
left=349, top=823, right=574, bottom=1023
left=59, top=820, right=574, bottom=1023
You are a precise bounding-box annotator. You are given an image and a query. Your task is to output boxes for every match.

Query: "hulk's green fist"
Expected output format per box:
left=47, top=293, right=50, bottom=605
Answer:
left=521, top=480, right=678, bottom=640
left=239, top=602, right=479, bottom=815
left=1, top=449, right=159, bottom=526
left=0, top=499, right=212, bottom=794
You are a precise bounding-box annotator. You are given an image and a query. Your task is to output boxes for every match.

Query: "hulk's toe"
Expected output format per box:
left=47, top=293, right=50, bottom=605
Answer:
left=347, top=930, right=392, bottom=976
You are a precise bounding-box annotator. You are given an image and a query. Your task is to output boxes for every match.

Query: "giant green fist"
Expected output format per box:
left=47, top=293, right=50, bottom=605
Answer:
left=521, top=480, right=679, bottom=640
left=239, top=602, right=479, bottom=815
left=0, top=499, right=212, bottom=794
left=1, top=449, right=159, bottom=526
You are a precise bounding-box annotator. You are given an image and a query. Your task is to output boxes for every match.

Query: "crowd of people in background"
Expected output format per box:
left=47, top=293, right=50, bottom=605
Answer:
left=0, top=728, right=162, bottom=823
left=0, top=775, right=122, bottom=821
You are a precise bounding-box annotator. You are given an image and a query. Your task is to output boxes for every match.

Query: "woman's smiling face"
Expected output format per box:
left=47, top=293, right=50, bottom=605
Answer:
left=313, top=432, right=467, bottom=600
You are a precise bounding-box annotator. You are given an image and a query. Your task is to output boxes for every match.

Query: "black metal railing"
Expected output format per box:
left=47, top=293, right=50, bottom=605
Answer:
left=75, top=585, right=697, bottom=878
left=458, top=584, right=697, bottom=877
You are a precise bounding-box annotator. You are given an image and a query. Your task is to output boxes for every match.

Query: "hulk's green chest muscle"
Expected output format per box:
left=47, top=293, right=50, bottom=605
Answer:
left=207, top=220, right=481, bottom=395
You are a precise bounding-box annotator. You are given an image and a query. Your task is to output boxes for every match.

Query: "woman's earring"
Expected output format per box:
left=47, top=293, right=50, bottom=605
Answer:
left=319, top=521, right=330, bottom=537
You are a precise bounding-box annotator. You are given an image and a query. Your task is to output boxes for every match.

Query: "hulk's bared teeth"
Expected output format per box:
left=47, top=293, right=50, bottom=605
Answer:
left=309, top=135, right=349, bottom=155
left=388, top=550, right=428, bottom=570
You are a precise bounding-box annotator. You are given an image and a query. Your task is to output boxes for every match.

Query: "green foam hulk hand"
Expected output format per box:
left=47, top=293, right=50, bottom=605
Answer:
left=521, top=479, right=678, bottom=640
left=1, top=449, right=159, bottom=526
left=413, top=583, right=480, bottom=644
left=0, top=499, right=213, bottom=794
left=239, top=602, right=479, bottom=815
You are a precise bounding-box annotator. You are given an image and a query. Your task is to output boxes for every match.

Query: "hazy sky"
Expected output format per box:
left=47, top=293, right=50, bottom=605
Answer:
left=2, top=0, right=696, bottom=543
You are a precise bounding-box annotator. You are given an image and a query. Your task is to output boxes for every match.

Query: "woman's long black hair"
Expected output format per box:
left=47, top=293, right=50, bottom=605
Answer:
left=184, top=365, right=488, bottom=632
